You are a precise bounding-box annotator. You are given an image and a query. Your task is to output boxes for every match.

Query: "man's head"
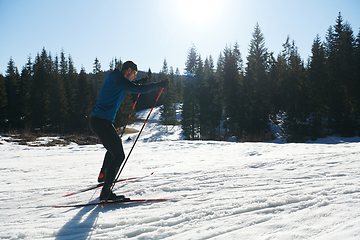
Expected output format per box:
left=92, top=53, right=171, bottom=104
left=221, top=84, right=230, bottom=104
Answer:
left=121, top=60, right=138, bottom=81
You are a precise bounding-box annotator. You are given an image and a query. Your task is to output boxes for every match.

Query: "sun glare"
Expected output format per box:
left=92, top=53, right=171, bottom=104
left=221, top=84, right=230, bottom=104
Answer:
left=176, top=0, right=222, bottom=25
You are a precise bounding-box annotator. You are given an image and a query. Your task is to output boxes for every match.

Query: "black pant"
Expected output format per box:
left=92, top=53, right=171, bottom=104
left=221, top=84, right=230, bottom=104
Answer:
left=89, top=116, right=125, bottom=188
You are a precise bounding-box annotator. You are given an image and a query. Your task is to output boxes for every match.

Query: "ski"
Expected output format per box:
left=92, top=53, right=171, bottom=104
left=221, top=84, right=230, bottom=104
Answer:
left=53, top=198, right=172, bottom=208
left=62, top=172, right=154, bottom=197
left=53, top=194, right=202, bottom=208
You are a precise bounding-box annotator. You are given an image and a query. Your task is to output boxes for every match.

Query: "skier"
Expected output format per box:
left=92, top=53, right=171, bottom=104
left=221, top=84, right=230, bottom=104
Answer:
left=89, top=60, right=169, bottom=201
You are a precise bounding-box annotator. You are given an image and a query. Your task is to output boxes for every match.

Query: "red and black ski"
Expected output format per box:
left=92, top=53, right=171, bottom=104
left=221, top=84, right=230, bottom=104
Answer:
left=62, top=172, right=154, bottom=197
left=53, top=198, right=172, bottom=208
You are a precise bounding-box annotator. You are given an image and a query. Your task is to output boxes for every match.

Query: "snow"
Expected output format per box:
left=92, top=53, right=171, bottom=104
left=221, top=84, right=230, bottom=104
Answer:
left=1, top=107, right=360, bottom=239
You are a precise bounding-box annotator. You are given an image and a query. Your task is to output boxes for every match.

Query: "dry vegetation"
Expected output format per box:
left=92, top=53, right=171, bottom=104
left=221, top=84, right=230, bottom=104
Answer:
left=1, top=128, right=139, bottom=147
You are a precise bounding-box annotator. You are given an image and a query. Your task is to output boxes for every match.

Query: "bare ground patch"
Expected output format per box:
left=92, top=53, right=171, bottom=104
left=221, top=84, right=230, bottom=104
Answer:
left=1, top=127, right=138, bottom=147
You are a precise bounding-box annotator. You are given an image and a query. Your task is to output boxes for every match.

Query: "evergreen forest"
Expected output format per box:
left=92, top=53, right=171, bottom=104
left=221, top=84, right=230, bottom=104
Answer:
left=1, top=13, right=360, bottom=142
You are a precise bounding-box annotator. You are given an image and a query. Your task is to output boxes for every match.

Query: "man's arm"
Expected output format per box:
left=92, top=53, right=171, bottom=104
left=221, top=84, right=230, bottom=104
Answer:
left=116, top=77, right=158, bottom=94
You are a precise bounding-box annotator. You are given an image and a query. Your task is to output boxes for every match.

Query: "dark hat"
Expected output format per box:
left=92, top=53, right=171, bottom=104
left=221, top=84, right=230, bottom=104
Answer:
left=122, top=61, right=137, bottom=71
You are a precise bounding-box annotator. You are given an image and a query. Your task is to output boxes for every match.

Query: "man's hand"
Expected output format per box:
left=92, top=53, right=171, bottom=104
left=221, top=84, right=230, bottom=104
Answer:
left=157, top=78, right=169, bottom=88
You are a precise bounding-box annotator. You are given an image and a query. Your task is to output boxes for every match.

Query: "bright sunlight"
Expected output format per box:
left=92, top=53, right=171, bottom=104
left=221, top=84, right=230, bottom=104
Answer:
left=175, top=0, right=222, bottom=25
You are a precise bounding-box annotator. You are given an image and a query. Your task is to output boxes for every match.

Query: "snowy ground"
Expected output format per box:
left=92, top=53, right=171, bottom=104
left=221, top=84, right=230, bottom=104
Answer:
left=1, top=107, right=360, bottom=239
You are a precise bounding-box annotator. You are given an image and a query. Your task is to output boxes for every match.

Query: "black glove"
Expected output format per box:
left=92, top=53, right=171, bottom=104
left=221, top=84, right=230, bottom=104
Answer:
left=157, top=78, right=169, bottom=88
left=134, top=76, right=148, bottom=84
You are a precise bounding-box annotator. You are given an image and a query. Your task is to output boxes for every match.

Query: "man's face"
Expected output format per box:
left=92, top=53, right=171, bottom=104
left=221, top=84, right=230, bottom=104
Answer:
left=124, top=68, right=137, bottom=81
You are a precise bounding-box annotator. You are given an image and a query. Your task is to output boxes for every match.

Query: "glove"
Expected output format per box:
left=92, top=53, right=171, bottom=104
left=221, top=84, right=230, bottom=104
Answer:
left=134, top=76, right=148, bottom=84
left=157, top=78, right=169, bottom=88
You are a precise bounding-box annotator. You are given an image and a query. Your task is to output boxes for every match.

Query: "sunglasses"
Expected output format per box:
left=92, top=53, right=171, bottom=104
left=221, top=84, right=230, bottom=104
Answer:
left=133, top=69, right=137, bottom=76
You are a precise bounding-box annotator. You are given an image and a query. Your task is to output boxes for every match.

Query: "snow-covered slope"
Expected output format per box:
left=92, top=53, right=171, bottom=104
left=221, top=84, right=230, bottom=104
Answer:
left=1, top=107, right=359, bottom=239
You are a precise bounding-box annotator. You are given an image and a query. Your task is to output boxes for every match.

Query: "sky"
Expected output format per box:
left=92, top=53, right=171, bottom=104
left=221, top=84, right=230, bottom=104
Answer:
left=0, top=0, right=359, bottom=75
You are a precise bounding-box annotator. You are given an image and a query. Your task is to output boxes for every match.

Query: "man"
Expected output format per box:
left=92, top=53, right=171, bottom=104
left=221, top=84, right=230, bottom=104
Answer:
left=89, top=60, right=169, bottom=201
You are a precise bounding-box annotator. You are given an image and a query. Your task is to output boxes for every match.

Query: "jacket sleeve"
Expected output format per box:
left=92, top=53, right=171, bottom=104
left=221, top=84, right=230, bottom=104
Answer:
left=116, top=76, right=158, bottom=94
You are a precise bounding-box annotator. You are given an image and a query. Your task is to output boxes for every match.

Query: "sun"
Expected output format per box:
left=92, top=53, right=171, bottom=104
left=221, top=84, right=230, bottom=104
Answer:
left=175, top=0, right=222, bottom=26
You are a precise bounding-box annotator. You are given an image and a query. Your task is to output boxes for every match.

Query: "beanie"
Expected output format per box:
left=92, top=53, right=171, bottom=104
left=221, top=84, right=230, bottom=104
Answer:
left=121, top=61, right=137, bottom=71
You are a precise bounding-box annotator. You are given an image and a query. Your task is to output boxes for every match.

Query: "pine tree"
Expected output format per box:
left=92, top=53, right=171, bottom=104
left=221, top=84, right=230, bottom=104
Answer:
left=30, top=48, right=51, bottom=129
left=65, top=55, right=78, bottom=132
left=221, top=43, right=244, bottom=139
left=308, top=35, right=327, bottom=112
left=272, top=36, right=307, bottom=141
left=307, top=35, right=327, bottom=138
left=244, top=23, right=270, bottom=139
left=93, top=57, right=103, bottom=95
left=59, top=50, right=69, bottom=125
left=0, top=74, right=7, bottom=130
left=49, top=55, right=68, bottom=132
left=173, top=68, right=183, bottom=104
left=286, top=39, right=307, bottom=141
left=18, top=56, right=33, bottom=129
left=73, top=67, right=94, bottom=132
left=158, top=60, right=168, bottom=106
left=5, top=57, right=21, bottom=129
left=109, top=58, right=115, bottom=71
left=325, top=12, right=357, bottom=136
left=355, top=30, right=360, bottom=135
left=198, top=55, right=222, bottom=139
left=325, top=13, right=346, bottom=133
left=168, top=66, right=178, bottom=125
left=340, top=22, right=357, bottom=136
left=115, top=57, right=122, bottom=70
left=160, top=60, right=177, bottom=126
left=181, top=45, right=200, bottom=139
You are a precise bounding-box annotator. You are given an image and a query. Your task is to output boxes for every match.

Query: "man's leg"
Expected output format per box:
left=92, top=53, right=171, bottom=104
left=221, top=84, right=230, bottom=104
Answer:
left=90, top=117, right=125, bottom=200
left=98, top=151, right=112, bottom=182
left=100, top=131, right=125, bottom=188
left=99, top=130, right=125, bottom=201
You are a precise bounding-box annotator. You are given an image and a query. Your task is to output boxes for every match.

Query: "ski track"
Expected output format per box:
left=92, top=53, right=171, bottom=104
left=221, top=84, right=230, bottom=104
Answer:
left=1, top=138, right=360, bottom=239
left=1, top=107, right=360, bottom=239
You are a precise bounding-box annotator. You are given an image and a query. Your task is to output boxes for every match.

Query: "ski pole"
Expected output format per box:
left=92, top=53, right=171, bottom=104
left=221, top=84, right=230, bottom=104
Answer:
left=120, top=93, right=140, bottom=138
left=109, top=84, right=166, bottom=198
left=120, top=76, right=149, bottom=137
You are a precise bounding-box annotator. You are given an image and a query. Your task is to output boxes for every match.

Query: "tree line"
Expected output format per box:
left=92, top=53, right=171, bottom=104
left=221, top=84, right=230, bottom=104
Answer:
left=178, top=13, right=360, bottom=141
left=1, top=13, right=359, bottom=142
left=0, top=47, right=181, bottom=134
left=0, top=49, right=97, bottom=133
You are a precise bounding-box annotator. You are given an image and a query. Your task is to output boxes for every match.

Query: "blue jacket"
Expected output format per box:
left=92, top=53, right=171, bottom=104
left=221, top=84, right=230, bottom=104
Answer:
left=92, top=70, right=158, bottom=122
